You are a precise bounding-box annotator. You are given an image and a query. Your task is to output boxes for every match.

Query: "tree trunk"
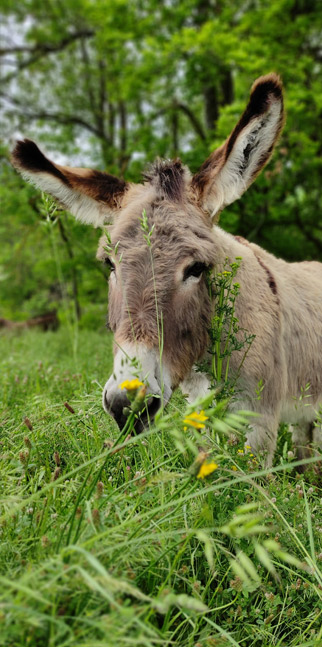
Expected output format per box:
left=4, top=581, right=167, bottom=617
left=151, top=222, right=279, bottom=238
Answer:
left=171, top=109, right=179, bottom=156
left=57, top=218, right=81, bottom=320
left=118, top=100, right=129, bottom=174
left=203, top=84, right=219, bottom=131
left=221, top=69, right=234, bottom=106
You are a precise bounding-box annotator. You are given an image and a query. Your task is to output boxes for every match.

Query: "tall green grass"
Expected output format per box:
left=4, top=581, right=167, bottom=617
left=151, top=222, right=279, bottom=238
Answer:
left=0, top=328, right=321, bottom=647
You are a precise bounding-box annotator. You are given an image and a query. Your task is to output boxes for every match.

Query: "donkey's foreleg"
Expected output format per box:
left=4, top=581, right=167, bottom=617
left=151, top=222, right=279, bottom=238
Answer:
left=180, top=368, right=211, bottom=404
left=312, top=425, right=322, bottom=454
left=244, top=413, right=280, bottom=468
left=292, top=422, right=322, bottom=473
left=227, top=393, right=280, bottom=467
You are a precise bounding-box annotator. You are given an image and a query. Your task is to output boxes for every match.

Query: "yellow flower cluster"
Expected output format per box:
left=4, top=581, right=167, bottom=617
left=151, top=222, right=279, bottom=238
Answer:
left=119, top=378, right=143, bottom=392
left=197, top=462, right=218, bottom=479
left=183, top=410, right=208, bottom=430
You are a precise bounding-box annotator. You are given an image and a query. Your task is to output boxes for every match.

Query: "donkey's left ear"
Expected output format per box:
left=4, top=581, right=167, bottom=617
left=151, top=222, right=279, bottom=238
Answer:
left=12, top=140, right=128, bottom=227
left=192, top=73, right=284, bottom=218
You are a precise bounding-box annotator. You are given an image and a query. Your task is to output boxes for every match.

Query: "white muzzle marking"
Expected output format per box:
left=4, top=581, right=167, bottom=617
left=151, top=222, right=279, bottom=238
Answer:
left=102, top=342, right=172, bottom=414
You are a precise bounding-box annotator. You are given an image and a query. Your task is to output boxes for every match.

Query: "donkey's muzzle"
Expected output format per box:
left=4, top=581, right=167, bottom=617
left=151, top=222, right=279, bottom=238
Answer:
left=134, top=395, right=161, bottom=432
left=104, top=390, right=161, bottom=432
left=104, top=391, right=131, bottom=429
left=102, top=343, right=172, bottom=431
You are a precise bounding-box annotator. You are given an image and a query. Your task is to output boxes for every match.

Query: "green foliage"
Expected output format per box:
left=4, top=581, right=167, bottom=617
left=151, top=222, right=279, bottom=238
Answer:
left=0, top=327, right=321, bottom=646
left=0, top=166, right=108, bottom=322
left=205, top=258, right=255, bottom=399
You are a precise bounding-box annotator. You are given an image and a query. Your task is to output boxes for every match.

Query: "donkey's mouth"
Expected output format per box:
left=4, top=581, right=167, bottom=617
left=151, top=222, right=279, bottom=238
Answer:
left=133, top=395, right=162, bottom=433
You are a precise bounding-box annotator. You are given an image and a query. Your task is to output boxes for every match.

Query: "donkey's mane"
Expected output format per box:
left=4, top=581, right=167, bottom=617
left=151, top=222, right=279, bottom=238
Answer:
left=143, top=158, right=189, bottom=202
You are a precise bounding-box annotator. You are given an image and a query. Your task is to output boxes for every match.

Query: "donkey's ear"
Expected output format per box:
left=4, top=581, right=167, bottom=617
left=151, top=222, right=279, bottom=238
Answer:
left=192, top=74, right=284, bottom=218
left=11, top=140, right=128, bottom=227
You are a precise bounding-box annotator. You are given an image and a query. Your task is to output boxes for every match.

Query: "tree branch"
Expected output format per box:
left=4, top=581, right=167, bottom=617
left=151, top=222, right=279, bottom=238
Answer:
left=152, top=101, right=207, bottom=143
left=0, top=29, right=94, bottom=56
left=174, top=101, right=207, bottom=142
left=1, top=30, right=94, bottom=83
left=1, top=91, right=108, bottom=140
left=79, top=38, right=97, bottom=118
left=27, top=111, right=108, bottom=139
left=295, top=208, right=322, bottom=253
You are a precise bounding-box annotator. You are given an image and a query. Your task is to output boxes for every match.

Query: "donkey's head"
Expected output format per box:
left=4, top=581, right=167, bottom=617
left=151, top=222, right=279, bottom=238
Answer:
left=12, top=74, right=284, bottom=428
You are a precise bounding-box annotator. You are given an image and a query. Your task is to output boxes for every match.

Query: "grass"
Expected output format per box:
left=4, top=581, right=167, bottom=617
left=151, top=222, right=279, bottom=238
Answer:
left=0, top=327, right=322, bottom=647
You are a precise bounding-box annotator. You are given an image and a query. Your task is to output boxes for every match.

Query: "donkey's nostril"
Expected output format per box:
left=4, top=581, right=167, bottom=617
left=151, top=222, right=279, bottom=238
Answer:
left=146, top=396, right=161, bottom=421
left=134, top=395, right=161, bottom=433
left=105, top=392, right=130, bottom=429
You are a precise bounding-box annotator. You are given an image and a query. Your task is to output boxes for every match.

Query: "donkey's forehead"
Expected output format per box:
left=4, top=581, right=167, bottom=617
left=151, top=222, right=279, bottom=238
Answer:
left=110, top=198, right=215, bottom=263
left=110, top=167, right=214, bottom=250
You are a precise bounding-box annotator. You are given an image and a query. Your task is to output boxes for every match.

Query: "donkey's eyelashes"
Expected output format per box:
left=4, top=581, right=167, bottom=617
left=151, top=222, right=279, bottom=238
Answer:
left=105, top=257, right=115, bottom=271
left=183, top=262, right=208, bottom=281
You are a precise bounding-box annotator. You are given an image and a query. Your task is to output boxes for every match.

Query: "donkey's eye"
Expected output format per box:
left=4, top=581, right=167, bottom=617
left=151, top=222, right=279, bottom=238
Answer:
left=105, top=257, right=115, bottom=271
left=183, top=262, right=207, bottom=281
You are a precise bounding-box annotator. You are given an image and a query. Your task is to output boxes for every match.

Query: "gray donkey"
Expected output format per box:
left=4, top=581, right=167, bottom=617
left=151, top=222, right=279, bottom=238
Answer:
left=12, top=73, right=322, bottom=466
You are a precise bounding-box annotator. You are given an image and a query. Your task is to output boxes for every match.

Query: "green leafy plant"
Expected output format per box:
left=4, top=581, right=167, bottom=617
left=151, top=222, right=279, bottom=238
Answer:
left=197, top=258, right=255, bottom=402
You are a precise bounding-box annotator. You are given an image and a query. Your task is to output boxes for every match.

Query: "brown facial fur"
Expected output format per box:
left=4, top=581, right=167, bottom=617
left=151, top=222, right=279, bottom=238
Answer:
left=100, top=174, right=216, bottom=386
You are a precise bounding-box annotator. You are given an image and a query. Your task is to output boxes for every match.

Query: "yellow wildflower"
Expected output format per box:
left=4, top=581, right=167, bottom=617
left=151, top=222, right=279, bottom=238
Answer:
left=197, top=461, right=218, bottom=479
left=119, top=378, right=143, bottom=392
left=231, top=465, right=238, bottom=471
left=183, top=410, right=208, bottom=430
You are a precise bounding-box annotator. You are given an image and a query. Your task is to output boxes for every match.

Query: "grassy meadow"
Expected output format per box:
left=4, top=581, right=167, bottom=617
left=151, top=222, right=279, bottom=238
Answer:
left=1, top=1, right=322, bottom=644
left=0, top=326, right=321, bottom=647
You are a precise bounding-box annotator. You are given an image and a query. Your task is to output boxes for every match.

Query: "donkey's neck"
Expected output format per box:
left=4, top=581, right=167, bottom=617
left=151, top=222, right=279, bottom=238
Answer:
left=212, top=225, right=255, bottom=269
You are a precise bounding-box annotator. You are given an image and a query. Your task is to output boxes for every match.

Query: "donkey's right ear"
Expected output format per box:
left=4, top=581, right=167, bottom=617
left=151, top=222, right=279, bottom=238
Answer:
left=11, top=140, right=128, bottom=227
left=192, top=74, right=284, bottom=219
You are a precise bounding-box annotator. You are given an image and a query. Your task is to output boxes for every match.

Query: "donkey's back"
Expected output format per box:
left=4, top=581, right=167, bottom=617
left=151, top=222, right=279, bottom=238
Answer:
left=230, top=236, right=322, bottom=463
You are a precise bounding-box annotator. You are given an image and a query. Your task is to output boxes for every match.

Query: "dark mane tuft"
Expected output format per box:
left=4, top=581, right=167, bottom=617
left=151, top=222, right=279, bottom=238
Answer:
left=143, top=158, right=187, bottom=201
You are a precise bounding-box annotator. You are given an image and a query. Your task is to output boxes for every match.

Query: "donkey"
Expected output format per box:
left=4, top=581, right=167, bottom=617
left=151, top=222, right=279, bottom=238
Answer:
left=12, top=73, right=322, bottom=466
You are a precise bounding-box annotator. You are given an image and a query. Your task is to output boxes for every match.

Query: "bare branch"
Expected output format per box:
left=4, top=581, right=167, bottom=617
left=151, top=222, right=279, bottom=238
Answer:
left=175, top=101, right=207, bottom=142
left=0, top=29, right=94, bottom=56
left=1, top=90, right=108, bottom=141
left=79, top=38, right=97, bottom=116
left=152, top=101, right=207, bottom=143
left=1, top=30, right=94, bottom=83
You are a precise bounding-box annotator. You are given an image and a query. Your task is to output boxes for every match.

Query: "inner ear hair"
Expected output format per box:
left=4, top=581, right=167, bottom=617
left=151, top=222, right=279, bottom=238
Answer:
left=192, top=73, right=284, bottom=217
